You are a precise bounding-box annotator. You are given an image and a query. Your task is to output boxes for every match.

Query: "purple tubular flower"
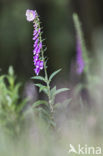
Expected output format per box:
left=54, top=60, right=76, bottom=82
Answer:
left=39, top=61, right=43, bottom=69
left=26, top=9, right=36, bottom=22
left=33, top=54, right=39, bottom=64
left=34, top=38, right=39, bottom=46
left=34, top=59, right=44, bottom=75
left=34, top=42, right=42, bottom=54
left=34, top=67, right=40, bottom=75
left=35, top=60, right=41, bottom=68
left=33, top=33, right=39, bottom=40
left=36, top=48, right=40, bottom=54
left=35, top=38, right=39, bottom=44
left=33, top=23, right=38, bottom=29
left=38, top=29, right=40, bottom=33
left=26, top=9, right=44, bottom=75
left=76, top=37, right=85, bottom=74
left=35, top=60, right=44, bottom=69
left=33, top=39, right=39, bottom=48
left=33, top=45, right=38, bottom=55
left=33, top=30, right=38, bottom=36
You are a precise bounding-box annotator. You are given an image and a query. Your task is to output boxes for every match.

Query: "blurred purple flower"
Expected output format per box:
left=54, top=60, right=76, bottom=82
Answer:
left=76, top=37, right=84, bottom=74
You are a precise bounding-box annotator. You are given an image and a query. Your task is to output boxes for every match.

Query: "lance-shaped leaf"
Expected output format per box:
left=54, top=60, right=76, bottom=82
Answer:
left=49, top=69, right=62, bottom=83
left=55, top=88, right=69, bottom=95
left=51, top=86, right=56, bottom=98
left=32, top=100, right=48, bottom=108
left=17, top=98, right=29, bottom=113
left=35, top=83, right=47, bottom=92
left=54, top=98, right=71, bottom=109
left=8, top=66, right=14, bottom=76
left=37, top=107, right=50, bottom=117
left=0, top=75, right=5, bottom=82
left=31, top=76, right=46, bottom=83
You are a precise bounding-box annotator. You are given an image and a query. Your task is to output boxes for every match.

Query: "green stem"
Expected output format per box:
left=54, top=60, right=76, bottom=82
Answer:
left=44, top=61, right=53, bottom=113
left=38, top=21, right=54, bottom=113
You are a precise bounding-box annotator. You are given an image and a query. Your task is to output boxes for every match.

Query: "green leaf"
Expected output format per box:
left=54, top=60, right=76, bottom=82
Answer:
left=12, top=83, right=21, bottom=96
left=42, top=88, right=48, bottom=96
left=49, top=69, right=62, bottom=83
left=51, top=86, right=56, bottom=97
left=32, top=100, right=48, bottom=108
left=35, top=84, right=48, bottom=93
left=35, top=83, right=43, bottom=88
left=49, top=120, right=56, bottom=127
left=55, top=88, right=69, bottom=95
left=31, top=76, right=46, bottom=83
left=38, top=108, right=50, bottom=117
left=35, top=83, right=46, bottom=90
left=22, top=107, right=34, bottom=118
left=39, top=86, right=47, bottom=92
left=8, top=66, right=14, bottom=76
left=0, top=75, right=5, bottom=82
left=16, top=98, right=28, bottom=113
left=54, top=98, right=71, bottom=109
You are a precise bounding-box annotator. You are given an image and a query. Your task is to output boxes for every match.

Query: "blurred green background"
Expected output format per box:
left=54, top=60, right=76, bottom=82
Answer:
left=0, top=0, right=103, bottom=80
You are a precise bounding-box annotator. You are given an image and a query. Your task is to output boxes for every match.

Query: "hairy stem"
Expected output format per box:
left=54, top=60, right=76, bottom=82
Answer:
left=38, top=21, right=54, bottom=113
